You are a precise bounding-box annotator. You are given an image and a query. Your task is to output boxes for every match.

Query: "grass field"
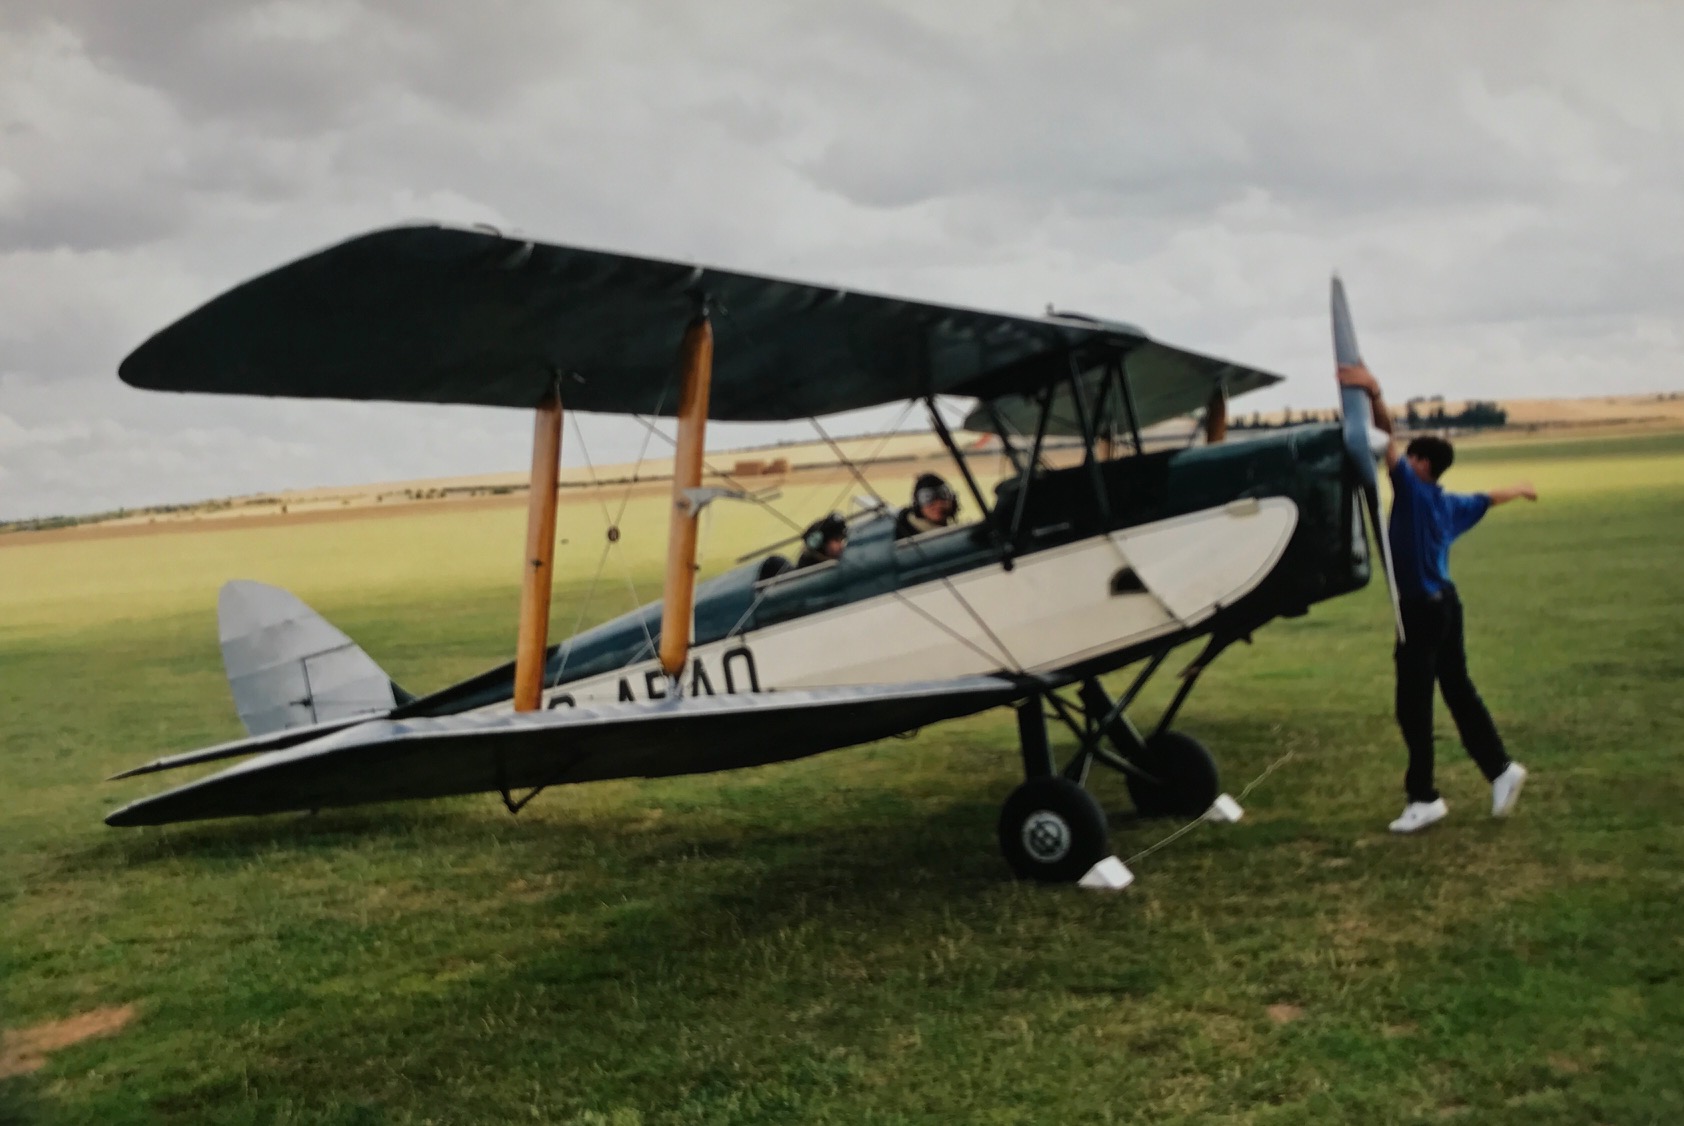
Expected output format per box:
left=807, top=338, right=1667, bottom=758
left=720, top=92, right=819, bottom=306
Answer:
left=4, top=433, right=1684, bottom=1124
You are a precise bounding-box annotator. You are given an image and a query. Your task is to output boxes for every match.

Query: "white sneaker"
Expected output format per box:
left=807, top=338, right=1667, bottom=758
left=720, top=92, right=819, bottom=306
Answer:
left=1491, top=763, right=1527, bottom=817
left=1389, top=799, right=1449, bottom=834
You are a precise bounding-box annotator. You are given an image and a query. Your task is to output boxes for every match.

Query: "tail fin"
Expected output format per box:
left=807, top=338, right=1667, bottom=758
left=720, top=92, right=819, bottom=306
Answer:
left=218, top=580, right=409, bottom=736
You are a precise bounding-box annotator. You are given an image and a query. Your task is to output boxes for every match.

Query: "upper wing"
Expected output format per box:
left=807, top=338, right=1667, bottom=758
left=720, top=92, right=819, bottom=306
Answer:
left=119, top=223, right=1280, bottom=423
left=105, top=676, right=1026, bottom=827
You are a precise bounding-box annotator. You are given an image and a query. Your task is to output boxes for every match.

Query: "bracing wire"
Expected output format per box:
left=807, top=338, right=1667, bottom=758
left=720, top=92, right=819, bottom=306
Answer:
left=613, top=413, right=664, bottom=528
left=571, top=410, right=620, bottom=531
left=808, top=408, right=909, bottom=515
left=886, top=586, right=1010, bottom=670
left=553, top=541, right=612, bottom=681
left=556, top=391, right=1020, bottom=674
left=723, top=586, right=770, bottom=640
left=857, top=399, right=1026, bottom=674
left=550, top=410, right=621, bottom=681
left=589, top=389, right=675, bottom=663
left=623, top=414, right=806, bottom=534
left=614, top=551, right=659, bottom=662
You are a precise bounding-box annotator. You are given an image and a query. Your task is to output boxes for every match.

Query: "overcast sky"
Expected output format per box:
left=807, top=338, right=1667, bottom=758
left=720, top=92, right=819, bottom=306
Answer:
left=2, top=1, right=1680, bottom=520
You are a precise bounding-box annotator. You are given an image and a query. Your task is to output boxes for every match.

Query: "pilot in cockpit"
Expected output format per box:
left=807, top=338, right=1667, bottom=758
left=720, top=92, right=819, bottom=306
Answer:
left=796, top=512, right=848, bottom=569
left=893, top=473, right=960, bottom=540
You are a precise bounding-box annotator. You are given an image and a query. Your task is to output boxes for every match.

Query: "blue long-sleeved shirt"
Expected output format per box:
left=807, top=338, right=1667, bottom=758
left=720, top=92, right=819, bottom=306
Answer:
left=1387, top=456, right=1490, bottom=599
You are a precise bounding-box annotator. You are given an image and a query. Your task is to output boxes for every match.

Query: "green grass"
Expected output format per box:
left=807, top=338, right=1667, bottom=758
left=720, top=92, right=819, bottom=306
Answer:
left=4, top=439, right=1684, bottom=1124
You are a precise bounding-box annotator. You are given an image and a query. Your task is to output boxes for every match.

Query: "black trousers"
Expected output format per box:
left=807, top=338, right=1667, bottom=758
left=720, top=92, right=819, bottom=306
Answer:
left=1395, top=588, right=1511, bottom=803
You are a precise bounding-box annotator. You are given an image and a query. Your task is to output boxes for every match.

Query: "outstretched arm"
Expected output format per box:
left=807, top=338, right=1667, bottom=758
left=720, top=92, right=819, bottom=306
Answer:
left=1336, top=364, right=1398, bottom=466
left=1486, top=482, right=1538, bottom=506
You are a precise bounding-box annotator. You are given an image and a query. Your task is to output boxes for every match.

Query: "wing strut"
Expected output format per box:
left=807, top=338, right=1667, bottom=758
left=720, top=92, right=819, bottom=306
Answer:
left=924, top=397, right=993, bottom=524
left=513, top=391, right=564, bottom=711
left=1204, top=383, right=1228, bottom=443
left=658, top=313, right=715, bottom=682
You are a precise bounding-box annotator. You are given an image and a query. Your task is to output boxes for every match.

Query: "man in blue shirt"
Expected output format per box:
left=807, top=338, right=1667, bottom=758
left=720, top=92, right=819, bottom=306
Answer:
left=1339, top=365, right=1537, bottom=833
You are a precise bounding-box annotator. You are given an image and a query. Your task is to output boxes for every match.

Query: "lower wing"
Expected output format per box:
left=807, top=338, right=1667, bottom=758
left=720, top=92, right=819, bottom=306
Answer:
left=106, top=676, right=1026, bottom=827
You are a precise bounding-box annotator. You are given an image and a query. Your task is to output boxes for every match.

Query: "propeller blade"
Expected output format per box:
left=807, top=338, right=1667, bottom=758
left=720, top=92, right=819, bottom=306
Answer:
left=1331, top=274, right=1363, bottom=367
left=1357, top=478, right=1407, bottom=642
left=1332, top=275, right=1406, bottom=642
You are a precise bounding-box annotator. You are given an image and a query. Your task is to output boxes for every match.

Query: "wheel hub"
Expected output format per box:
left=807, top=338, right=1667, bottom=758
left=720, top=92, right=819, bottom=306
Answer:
left=1021, top=809, right=1072, bottom=863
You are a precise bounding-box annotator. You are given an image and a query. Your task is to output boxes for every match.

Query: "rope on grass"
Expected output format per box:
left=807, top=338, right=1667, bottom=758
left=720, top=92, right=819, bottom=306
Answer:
left=1122, top=749, right=1297, bottom=868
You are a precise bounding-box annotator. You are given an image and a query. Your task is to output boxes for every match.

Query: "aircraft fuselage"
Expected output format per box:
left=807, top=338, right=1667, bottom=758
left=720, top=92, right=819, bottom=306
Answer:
left=398, top=423, right=1367, bottom=722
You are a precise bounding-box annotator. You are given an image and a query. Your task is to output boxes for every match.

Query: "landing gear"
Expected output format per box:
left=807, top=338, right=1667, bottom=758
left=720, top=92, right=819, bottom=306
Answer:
left=997, top=776, right=1110, bottom=883
left=1125, top=731, right=1220, bottom=818
left=996, top=635, right=1241, bottom=881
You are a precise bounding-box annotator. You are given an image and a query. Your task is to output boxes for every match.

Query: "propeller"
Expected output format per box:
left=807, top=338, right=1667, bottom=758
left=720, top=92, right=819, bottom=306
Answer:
left=1332, top=276, right=1406, bottom=642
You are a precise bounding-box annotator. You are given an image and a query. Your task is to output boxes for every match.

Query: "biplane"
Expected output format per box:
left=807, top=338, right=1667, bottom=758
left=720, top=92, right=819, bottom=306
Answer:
left=105, top=225, right=1390, bottom=885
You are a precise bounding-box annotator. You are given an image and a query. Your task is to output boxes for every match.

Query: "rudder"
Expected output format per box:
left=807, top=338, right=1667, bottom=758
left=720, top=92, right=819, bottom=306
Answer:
left=218, top=580, right=408, bottom=736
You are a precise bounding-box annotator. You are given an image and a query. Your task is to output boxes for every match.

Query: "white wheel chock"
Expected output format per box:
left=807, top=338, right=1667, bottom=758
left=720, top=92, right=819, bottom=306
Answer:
left=1078, top=855, right=1135, bottom=891
left=1205, top=793, right=1244, bottom=823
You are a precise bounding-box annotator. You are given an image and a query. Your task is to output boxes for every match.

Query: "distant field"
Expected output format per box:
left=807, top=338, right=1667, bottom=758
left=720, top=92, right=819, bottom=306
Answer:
left=8, top=391, right=1679, bottom=539
left=3, top=433, right=1683, bottom=1124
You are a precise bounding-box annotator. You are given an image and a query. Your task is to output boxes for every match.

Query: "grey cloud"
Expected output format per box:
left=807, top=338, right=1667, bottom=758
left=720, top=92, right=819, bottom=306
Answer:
left=0, top=370, right=534, bottom=520
left=790, top=0, right=1680, bottom=241
left=2, top=1, right=1681, bottom=519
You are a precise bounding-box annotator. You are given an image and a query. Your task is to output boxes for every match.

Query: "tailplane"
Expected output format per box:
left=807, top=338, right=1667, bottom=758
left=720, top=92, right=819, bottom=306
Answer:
left=217, top=580, right=410, bottom=736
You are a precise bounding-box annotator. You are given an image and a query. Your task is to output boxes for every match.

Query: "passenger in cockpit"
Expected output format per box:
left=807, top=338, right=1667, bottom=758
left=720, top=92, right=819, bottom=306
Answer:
left=796, top=512, right=848, bottom=568
left=894, top=473, right=959, bottom=540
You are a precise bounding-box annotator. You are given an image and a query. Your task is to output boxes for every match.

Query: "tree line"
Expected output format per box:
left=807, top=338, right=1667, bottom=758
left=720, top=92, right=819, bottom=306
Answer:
left=1228, top=397, right=1508, bottom=431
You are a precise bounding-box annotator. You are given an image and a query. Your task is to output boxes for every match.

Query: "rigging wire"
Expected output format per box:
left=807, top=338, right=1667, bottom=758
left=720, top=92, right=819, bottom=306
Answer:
left=613, top=411, right=664, bottom=528
left=727, top=403, right=922, bottom=563
left=807, top=411, right=900, bottom=514
left=555, top=387, right=1030, bottom=678
left=594, top=381, right=677, bottom=663
left=885, top=586, right=1011, bottom=670
left=808, top=401, right=917, bottom=520
left=858, top=399, right=1026, bottom=674
left=622, top=414, right=806, bottom=534
left=571, top=409, right=621, bottom=531
left=723, top=586, right=771, bottom=640
left=550, top=411, right=622, bottom=681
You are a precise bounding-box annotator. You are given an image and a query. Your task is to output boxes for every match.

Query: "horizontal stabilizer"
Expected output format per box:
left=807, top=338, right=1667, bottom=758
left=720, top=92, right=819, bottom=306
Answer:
left=220, top=581, right=401, bottom=736
left=106, top=715, right=371, bottom=780
left=961, top=340, right=1279, bottom=440
left=106, top=677, right=1026, bottom=827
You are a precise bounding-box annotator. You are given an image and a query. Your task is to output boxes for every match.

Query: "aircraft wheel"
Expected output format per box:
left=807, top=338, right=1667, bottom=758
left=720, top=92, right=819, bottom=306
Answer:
left=1126, top=730, right=1220, bottom=818
left=998, top=777, right=1110, bottom=883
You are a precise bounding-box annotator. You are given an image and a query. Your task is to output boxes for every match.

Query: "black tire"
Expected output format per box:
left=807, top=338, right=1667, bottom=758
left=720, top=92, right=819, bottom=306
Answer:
left=997, top=777, right=1110, bottom=883
left=1125, top=730, right=1221, bottom=818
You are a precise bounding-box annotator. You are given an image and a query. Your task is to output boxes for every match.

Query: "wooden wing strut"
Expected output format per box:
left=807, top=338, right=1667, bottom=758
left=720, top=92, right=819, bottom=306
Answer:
left=658, top=315, right=714, bottom=682
left=513, top=392, right=563, bottom=711
left=1204, top=384, right=1228, bottom=443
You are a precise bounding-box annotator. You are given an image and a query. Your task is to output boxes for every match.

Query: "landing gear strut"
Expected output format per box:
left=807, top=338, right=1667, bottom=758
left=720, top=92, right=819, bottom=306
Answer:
left=997, top=702, right=1111, bottom=882
left=997, top=635, right=1239, bottom=882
